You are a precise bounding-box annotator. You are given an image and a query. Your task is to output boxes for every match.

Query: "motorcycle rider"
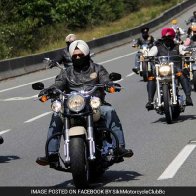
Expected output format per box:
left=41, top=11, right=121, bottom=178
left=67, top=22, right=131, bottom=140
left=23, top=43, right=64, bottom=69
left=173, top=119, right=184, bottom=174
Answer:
left=132, top=27, right=154, bottom=74
left=182, top=30, right=196, bottom=49
left=48, top=34, right=77, bottom=68
left=145, top=28, right=193, bottom=110
left=36, top=40, right=133, bottom=166
left=186, top=11, right=196, bottom=38
left=171, top=19, right=185, bottom=44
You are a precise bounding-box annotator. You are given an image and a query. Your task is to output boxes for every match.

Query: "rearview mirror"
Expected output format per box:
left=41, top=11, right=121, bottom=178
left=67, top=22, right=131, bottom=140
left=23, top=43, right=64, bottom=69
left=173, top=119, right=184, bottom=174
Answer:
left=109, top=72, right=121, bottom=81
left=32, top=82, right=44, bottom=90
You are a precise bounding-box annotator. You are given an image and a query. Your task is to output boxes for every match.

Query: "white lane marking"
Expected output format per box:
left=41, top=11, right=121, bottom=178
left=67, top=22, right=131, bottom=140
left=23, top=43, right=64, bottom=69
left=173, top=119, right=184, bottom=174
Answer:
left=126, top=72, right=135, bottom=77
left=1, top=95, right=38, bottom=101
left=100, top=52, right=137, bottom=64
left=24, top=111, right=52, bottom=123
left=0, top=52, right=137, bottom=93
left=158, top=143, right=196, bottom=180
left=0, top=129, right=11, bottom=135
left=114, top=79, right=124, bottom=83
left=0, top=76, right=55, bottom=93
left=0, top=76, right=134, bottom=102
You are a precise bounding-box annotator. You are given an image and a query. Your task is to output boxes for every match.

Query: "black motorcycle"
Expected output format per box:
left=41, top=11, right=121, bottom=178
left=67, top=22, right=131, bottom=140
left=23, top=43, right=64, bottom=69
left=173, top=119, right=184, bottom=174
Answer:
left=132, top=41, right=151, bottom=81
left=32, top=71, right=125, bottom=188
left=182, top=44, right=196, bottom=91
left=145, top=55, right=185, bottom=124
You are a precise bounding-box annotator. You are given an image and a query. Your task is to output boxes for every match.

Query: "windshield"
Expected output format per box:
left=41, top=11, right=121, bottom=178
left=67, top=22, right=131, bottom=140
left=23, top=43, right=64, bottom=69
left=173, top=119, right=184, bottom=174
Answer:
left=157, top=55, right=182, bottom=64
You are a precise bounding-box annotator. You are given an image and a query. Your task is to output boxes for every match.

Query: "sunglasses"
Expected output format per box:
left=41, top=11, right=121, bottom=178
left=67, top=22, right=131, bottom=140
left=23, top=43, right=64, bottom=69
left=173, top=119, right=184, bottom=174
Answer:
left=72, top=53, right=85, bottom=59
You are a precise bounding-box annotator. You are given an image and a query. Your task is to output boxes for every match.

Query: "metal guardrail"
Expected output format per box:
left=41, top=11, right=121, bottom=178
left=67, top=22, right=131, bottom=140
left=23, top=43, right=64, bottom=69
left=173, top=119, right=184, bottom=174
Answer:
left=0, top=0, right=195, bottom=81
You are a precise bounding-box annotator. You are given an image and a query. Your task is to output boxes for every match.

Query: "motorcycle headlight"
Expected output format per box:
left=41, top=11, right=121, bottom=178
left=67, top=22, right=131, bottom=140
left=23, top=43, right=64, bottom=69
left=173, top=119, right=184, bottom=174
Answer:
left=67, top=94, right=85, bottom=112
left=90, top=97, right=101, bottom=109
left=159, top=65, right=171, bottom=76
left=51, top=100, right=62, bottom=113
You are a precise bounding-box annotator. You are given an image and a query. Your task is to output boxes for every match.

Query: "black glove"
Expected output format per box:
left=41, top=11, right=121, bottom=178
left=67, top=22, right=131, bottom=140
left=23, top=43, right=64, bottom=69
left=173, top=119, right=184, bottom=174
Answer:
left=48, top=60, right=57, bottom=68
left=113, top=83, right=121, bottom=92
left=38, top=86, right=59, bottom=98
left=38, top=89, right=49, bottom=97
left=105, top=82, right=121, bottom=92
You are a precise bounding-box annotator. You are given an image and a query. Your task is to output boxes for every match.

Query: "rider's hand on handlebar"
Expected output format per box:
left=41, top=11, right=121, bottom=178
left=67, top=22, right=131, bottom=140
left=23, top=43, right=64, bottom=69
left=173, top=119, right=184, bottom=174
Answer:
left=38, top=89, right=50, bottom=102
left=105, top=82, right=122, bottom=93
left=144, top=56, right=154, bottom=62
left=132, top=44, right=138, bottom=48
left=48, top=60, right=57, bottom=68
left=184, top=51, right=192, bottom=56
left=38, top=89, right=49, bottom=97
left=113, top=83, right=121, bottom=92
left=38, top=87, right=60, bottom=102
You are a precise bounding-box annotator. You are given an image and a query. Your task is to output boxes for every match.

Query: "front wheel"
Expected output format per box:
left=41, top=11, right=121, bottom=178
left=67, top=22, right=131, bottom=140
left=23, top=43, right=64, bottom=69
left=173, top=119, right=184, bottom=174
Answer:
left=162, top=84, right=173, bottom=124
left=142, top=61, right=148, bottom=82
left=172, top=105, right=180, bottom=120
left=70, top=137, right=89, bottom=188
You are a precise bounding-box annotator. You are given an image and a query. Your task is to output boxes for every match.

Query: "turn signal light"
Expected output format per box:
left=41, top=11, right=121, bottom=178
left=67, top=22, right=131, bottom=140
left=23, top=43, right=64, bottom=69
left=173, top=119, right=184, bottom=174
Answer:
left=40, top=95, right=48, bottom=102
left=108, top=87, right=115, bottom=93
left=176, top=72, right=182, bottom=77
left=148, top=76, right=155, bottom=80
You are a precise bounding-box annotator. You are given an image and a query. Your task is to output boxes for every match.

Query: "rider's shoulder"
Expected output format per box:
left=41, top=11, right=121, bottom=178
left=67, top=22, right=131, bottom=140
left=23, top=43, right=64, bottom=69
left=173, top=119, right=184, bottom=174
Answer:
left=148, top=35, right=154, bottom=40
left=92, top=62, right=103, bottom=70
left=154, top=39, right=163, bottom=46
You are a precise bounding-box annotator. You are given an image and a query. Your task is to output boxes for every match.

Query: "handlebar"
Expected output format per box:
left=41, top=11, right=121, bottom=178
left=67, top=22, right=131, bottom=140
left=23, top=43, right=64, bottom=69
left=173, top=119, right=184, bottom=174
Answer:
left=43, top=58, right=64, bottom=70
left=39, top=83, right=122, bottom=100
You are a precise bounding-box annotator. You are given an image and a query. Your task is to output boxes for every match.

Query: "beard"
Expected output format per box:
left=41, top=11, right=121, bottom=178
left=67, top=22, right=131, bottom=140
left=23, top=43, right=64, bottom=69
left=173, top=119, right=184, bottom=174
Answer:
left=142, top=33, right=148, bottom=40
left=72, top=55, right=90, bottom=72
left=163, top=37, right=175, bottom=48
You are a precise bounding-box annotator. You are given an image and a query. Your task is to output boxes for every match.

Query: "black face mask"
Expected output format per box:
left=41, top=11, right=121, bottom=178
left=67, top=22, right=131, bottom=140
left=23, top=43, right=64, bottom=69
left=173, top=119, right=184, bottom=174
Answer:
left=142, top=33, right=148, bottom=40
left=72, top=55, right=90, bottom=72
left=163, top=36, right=175, bottom=48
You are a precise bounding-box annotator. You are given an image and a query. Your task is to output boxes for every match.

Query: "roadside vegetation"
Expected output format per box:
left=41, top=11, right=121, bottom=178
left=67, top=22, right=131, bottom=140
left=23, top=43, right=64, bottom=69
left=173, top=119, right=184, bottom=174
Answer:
left=0, top=0, right=183, bottom=60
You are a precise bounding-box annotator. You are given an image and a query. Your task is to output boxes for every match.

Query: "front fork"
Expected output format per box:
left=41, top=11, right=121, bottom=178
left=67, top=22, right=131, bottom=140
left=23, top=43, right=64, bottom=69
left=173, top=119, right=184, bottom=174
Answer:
left=64, top=117, right=70, bottom=163
left=171, top=63, right=177, bottom=105
left=156, top=63, right=177, bottom=106
left=189, top=62, right=193, bottom=80
left=155, top=64, right=161, bottom=107
left=87, top=115, right=96, bottom=160
left=64, top=115, right=96, bottom=164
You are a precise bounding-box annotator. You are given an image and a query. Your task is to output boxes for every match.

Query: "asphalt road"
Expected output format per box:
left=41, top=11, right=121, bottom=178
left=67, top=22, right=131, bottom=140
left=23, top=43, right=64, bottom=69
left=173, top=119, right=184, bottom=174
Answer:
left=0, top=5, right=196, bottom=189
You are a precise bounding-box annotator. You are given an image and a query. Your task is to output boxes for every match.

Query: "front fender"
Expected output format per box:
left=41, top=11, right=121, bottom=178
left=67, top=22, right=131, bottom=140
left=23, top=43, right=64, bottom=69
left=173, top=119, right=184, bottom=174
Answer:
left=69, top=126, right=87, bottom=136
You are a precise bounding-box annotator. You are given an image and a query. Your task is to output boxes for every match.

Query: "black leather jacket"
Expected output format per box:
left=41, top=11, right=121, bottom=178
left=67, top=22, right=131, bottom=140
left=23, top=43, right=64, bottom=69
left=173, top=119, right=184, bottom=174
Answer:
left=51, top=62, right=110, bottom=101
left=186, top=16, right=196, bottom=24
left=53, top=47, right=72, bottom=68
left=155, top=39, right=179, bottom=56
left=154, top=39, right=182, bottom=70
left=135, top=35, right=154, bottom=48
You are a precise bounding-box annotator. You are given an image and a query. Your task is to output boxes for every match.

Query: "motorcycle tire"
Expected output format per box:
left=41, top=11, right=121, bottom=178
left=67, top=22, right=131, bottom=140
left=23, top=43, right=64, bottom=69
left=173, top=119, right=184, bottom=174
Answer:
left=172, top=105, right=180, bottom=120
left=70, top=136, right=90, bottom=188
left=142, top=61, right=148, bottom=82
left=0, top=136, right=3, bottom=144
left=193, top=71, right=196, bottom=91
left=162, top=84, right=173, bottom=124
